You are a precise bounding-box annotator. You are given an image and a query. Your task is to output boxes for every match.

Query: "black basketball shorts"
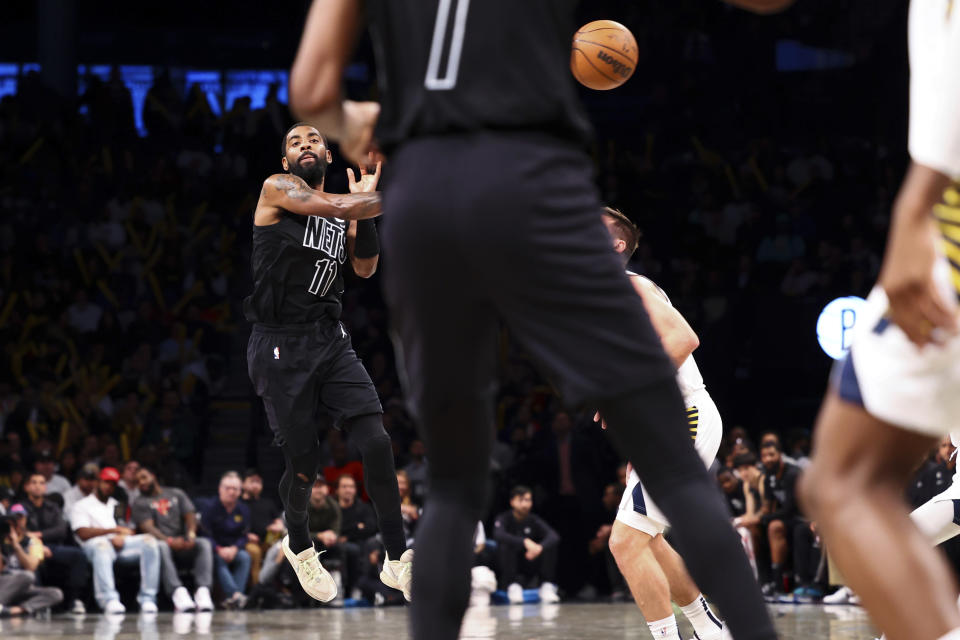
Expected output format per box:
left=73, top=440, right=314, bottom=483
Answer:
left=247, top=318, right=382, bottom=450
left=380, top=131, right=675, bottom=418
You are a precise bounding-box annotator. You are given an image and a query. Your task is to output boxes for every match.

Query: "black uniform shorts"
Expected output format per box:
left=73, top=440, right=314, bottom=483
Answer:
left=380, top=131, right=675, bottom=418
left=247, top=317, right=382, bottom=450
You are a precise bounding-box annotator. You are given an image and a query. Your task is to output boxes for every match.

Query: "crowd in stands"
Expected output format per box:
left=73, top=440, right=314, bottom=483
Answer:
left=0, top=0, right=935, bottom=615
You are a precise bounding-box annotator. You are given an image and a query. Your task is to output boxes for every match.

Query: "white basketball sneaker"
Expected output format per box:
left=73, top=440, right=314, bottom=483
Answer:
left=380, top=549, right=414, bottom=601
left=281, top=535, right=337, bottom=602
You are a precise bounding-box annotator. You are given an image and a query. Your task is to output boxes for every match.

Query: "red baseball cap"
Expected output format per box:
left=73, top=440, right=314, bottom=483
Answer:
left=99, top=467, right=120, bottom=482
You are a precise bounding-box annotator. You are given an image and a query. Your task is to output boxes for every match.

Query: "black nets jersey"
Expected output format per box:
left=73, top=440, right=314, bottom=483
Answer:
left=243, top=212, right=347, bottom=324
left=366, top=0, right=593, bottom=151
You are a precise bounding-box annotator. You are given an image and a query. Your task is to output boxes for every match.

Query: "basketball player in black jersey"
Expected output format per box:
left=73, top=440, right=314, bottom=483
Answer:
left=244, top=123, right=411, bottom=604
left=290, top=2, right=776, bottom=639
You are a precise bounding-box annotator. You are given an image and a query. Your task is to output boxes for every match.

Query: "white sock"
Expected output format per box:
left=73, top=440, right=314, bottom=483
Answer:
left=647, top=614, right=682, bottom=640
left=679, top=594, right=724, bottom=640
left=937, top=628, right=960, bottom=640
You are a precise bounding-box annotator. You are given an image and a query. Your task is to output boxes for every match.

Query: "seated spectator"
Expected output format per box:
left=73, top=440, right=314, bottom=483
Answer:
left=0, top=487, right=14, bottom=516
left=241, top=468, right=283, bottom=584
left=71, top=467, right=160, bottom=614
left=324, top=441, right=366, bottom=501
left=397, top=470, right=419, bottom=544
left=402, top=439, right=429, bottom=504
left=63, top=462, right=99, bottom=521
left=34, top=451, right=70, bottom=497
left=717, top=466, right=760, bottom=578
left=759, top=441, right=801, bottom=597
left=200, top=471, right=250, bottom=609
left=132, top=465, right=214, bottom=612
left=0, top=510, right=63, bottom=617
left=336, top=474, right=376, bottom=599
left=492, top=485, right=560, bottom=604
left=586, top=483, right=625, bottom=600
left=118, top=461, right=141, bottom=506
left=21, top=473, right=89, bottom=614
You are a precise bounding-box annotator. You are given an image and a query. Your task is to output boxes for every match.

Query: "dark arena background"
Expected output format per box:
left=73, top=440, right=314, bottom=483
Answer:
left=0, top=0, right=949, bottom=638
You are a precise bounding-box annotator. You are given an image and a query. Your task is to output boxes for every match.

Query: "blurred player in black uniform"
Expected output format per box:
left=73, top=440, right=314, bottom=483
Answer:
left=290, top=2, right=776, bottom=639
left=244, top=124, right=411, bottom=603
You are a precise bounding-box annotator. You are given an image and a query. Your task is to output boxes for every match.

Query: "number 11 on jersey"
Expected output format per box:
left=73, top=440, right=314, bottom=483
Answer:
left=424, top=0, right=471, bottom=90
left=309, top=259, right=337, bottom=297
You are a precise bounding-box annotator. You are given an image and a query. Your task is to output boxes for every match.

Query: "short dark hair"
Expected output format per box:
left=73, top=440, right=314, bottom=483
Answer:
left=760, top=440, right=782, bottom=453
left=716, top=466, right=735, bottom=478
left=603, top=207, right=641, bottom=256
left=243, top=468, right=262, bottom=481
left=26, top=472, right=45, bottom=484
left=510, top=485, right=532, bottom=500
left=281, top=123, right=328, bottom=157
left=732, top=452, right=758, bottom=468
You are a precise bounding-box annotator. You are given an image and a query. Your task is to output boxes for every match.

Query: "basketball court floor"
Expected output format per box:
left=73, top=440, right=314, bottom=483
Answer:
left=0, top=602, right=878, bottom=639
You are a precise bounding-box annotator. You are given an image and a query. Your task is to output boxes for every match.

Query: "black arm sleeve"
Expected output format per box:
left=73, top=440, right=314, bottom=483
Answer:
left=353, top=219, right=380, bottom=259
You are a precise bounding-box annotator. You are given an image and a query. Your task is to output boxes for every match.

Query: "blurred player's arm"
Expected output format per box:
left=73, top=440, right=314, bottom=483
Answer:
left=722, top=0, right=795, bottom=14
left=629, top=276, right=700, bottom=368
left=879, top=163, right=958, bottom=345
left=290, top=0, right=380, bottom=165
left=256, top=174, right=382, bottom=223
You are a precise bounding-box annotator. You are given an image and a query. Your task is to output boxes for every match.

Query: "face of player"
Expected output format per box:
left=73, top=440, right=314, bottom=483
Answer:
left=282, top=125, right=332, bottom=186
left=137, top=469, right=157, bottom=495
left=243, top=475, right=263, bottom=499
left=24, top=474, right=45, bottom=500
left=601, top=216, right=627, bottom=255
left=760, top=447, right=782, bottom=472
left=718, top=471, right=738, bottom=495
left=337, top=477, right=357, bottom=505
left=511, top=492, right=533, bottom=519
left=736, top=464, right=758, bottom=484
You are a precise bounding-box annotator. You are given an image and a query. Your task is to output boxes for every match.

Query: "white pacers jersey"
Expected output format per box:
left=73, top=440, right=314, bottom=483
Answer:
left=627, top=272, right=706, bottom=402
left=908, top=0, right=960, bottom=179
left=618, top=273, right=722, bottom=535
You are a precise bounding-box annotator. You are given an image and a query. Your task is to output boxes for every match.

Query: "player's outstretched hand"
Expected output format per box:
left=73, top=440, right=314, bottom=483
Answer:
left=347, top=152, right=383, bottom=194
left=879, top=215, right=958, bottom=347
left=341, top=100, right=382, bottom=165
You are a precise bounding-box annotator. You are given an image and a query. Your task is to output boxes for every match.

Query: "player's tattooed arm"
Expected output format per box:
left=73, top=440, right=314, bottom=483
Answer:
left=258, top=173, right=382, bottom=220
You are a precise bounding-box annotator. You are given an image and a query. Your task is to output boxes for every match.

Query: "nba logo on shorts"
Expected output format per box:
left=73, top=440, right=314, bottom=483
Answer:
left=273, top=346, right=280, bottom=360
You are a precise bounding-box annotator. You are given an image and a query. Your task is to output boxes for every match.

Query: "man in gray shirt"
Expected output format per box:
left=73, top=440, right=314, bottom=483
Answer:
left=131, top=466, right=213, bottom=612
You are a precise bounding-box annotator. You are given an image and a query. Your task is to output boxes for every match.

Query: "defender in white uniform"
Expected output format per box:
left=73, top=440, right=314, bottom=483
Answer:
left=801, top=3, right=960, bottom=640
left=616, top=279, right=723, bottom=535
left=600, top=208, right=725, bottom=640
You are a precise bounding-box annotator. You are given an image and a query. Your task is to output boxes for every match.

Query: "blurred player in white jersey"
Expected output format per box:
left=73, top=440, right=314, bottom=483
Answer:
left=801, top=2, right=960, bottom=639
left=599, top=208, right=726, bottom=640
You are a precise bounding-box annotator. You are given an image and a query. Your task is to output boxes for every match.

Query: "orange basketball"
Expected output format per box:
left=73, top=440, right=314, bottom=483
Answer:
left=571, top=20, right=638, bottom=91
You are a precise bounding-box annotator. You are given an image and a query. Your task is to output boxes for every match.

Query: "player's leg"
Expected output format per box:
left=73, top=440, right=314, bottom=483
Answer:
left=800, top=391, right=960, bottom=640
left=608, top=521, right=680, bottom=640
left=650, top=535, right=725, bottom=640
left=380, top=153, right=500, bottom=640
left=319, top=333, right=409, bottom=594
